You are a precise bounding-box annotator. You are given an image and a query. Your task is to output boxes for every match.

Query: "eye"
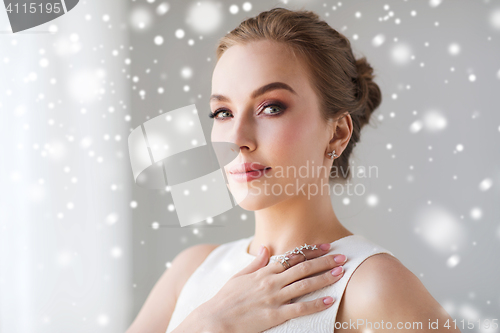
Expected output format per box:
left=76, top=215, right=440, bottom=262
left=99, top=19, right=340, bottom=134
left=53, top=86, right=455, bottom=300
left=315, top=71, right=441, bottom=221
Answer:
left=261, top=103, right=285, bottom=116
left=209, top=109, right=232, bottom=120
left=209, top=102, right=287, bottom=121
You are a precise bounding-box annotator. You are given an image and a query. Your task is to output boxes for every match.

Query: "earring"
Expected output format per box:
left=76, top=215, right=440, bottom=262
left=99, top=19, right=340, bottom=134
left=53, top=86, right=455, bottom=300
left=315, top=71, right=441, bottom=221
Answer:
left=327, top=149, right=338, bottom=160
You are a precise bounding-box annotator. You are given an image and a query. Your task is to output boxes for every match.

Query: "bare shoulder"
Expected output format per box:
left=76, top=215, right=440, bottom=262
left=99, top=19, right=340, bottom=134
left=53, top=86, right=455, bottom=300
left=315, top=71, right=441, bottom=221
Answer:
left=126, top=243, right=220, bottom=333
left=336, top=253, right=461, bottom=333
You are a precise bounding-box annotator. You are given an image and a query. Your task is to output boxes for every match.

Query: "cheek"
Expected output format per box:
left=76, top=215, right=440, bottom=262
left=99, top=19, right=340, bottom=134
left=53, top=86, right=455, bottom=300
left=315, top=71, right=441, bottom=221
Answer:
left=263, top=115, right=322, bottom=163
left=211, top=126, right=227, bottom=145
left=210, top=127, right=218, bottom=142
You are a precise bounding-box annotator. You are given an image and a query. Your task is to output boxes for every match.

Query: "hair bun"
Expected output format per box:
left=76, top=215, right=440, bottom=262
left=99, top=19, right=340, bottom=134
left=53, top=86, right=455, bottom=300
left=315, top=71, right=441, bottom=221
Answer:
left=353, top=57, right=382, bottom=128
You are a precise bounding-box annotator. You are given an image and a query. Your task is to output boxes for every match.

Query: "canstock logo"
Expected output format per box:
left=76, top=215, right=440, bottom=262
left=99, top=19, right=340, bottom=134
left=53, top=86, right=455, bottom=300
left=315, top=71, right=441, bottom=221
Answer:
left=128, top=104, right=246, bottom=227
left=3, top=0, right=79, bottom=33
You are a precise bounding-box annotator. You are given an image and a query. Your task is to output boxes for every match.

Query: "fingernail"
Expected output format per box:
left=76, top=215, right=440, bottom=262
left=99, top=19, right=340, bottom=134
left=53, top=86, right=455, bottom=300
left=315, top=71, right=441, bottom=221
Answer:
left=320, top=243, right=331, bottom=251
left=323, top=297, right=334, bottom=305
left=331, top=266, right=344, bottom=276
left=258, top=244, right=265, bottom=255
left=334, top=254, right=346, bottom=264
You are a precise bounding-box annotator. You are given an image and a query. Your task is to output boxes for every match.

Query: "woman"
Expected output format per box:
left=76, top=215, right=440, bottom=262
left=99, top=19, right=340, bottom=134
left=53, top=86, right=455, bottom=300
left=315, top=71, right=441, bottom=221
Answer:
left=127, top=8, right=461, bottom=333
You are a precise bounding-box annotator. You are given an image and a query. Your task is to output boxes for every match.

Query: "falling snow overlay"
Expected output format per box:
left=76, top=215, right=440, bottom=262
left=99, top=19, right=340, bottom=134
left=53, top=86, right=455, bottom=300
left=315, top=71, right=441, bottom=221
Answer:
left=0, top=1, right=499, bottom=332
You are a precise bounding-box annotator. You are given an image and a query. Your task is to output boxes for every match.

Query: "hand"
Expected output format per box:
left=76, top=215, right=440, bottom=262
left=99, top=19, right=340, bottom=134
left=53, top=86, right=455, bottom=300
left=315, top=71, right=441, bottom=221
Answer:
left=196, top=243, right=347, bottom=333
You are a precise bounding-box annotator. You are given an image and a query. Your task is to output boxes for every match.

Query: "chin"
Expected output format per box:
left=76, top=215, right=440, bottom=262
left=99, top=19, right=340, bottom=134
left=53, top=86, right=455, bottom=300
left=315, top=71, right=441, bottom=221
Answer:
left=236, top=195, right=279, bottom=211
left=227, top=183, right=281, bottom=211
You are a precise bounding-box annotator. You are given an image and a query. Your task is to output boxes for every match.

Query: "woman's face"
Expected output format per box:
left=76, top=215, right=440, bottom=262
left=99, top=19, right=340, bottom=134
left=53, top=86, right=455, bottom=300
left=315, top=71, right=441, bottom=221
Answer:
left=210, top=40, right=333, bottom=210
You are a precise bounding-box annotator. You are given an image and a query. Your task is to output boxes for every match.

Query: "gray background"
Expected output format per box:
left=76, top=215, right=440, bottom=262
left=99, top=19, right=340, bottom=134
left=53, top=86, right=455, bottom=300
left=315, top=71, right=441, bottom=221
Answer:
left=0, top=0, right=499, bottom=332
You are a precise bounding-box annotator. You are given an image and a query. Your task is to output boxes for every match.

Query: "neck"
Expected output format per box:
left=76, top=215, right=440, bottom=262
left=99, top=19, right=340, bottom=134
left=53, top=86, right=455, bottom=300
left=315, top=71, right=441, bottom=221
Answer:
left=247, top=192, right=353, bottom=257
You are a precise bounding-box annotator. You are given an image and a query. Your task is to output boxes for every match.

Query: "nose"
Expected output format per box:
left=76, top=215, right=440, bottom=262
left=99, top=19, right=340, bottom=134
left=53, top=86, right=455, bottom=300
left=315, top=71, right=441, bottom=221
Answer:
left=228, top=112, right=256, bottom=154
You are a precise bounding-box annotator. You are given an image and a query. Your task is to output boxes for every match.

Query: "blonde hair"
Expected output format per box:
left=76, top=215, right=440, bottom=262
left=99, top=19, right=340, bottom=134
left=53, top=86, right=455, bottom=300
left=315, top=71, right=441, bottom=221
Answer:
left=215, top=7, right=382, bottom=181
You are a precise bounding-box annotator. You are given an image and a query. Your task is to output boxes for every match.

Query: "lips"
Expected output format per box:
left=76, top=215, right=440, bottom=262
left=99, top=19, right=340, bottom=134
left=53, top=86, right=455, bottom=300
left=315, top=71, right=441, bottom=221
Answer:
left=228, top=162, right=271, bottom=174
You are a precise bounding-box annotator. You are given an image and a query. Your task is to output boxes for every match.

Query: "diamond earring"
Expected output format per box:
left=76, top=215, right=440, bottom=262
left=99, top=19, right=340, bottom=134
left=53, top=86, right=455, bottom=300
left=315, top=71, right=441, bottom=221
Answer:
left=327, top=149, right=338, bottom=160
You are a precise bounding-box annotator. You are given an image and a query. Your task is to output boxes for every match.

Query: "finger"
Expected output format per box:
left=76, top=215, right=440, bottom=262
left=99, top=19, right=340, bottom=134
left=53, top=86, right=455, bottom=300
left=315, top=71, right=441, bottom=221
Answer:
left=278, top=296, right=336, bottom=322
left=233, top=245, right=269, bottom=277
left=278, top=264, right=345, bottom=302
left=267, top=243, right=332, bottom=274
left=278, top=254, right=347, bottom=286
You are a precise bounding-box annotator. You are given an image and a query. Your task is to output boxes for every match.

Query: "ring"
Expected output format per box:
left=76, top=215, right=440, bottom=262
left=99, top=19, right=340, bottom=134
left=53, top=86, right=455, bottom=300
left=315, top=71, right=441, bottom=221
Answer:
left=289, top=244, right=317, bottom=261
left=275, top=243, right=319, bottom=270
left=277, top=254, right=291, bottom=270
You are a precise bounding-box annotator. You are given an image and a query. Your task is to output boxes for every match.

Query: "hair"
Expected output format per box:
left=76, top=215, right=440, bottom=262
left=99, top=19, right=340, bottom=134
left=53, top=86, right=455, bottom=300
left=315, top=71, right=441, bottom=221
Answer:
left=215, top=7, right=382, bottom=182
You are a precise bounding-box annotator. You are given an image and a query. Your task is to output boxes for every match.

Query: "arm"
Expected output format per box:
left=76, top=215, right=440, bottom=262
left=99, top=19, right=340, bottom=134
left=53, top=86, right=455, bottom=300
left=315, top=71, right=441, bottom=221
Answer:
left=126, top=243, right=220, bottom=333
left=336, top=253, right=462, bottom=333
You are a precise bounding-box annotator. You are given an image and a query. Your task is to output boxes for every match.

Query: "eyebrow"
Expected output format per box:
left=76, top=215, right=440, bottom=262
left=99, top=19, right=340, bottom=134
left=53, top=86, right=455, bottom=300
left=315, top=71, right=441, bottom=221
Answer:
left=209, top=82, right=297, bottom=103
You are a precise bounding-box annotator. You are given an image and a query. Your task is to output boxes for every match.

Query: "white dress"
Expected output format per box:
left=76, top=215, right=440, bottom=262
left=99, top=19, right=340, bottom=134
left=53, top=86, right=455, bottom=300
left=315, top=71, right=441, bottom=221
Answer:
left=166, top=234, right=395, bottom=333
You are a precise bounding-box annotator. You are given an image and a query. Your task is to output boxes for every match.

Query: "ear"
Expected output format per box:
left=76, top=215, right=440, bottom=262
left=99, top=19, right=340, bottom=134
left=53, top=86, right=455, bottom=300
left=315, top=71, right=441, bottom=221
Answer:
left=328, top=112, right=353, bottom=155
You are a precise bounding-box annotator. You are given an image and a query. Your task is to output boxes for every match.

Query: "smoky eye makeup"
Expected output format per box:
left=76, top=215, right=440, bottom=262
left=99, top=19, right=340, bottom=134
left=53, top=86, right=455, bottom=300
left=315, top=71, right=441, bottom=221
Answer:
left=208, top=100, right=288, bottom=120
